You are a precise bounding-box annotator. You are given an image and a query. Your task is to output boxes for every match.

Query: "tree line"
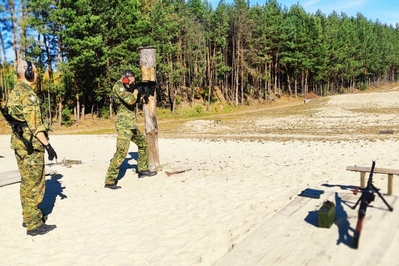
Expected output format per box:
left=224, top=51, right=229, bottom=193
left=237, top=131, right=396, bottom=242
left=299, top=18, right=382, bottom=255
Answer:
left=1, top=0, right=399, bottom=125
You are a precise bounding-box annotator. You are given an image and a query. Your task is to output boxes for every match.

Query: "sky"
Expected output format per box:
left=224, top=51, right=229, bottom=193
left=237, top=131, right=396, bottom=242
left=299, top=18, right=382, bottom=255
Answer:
left=209, top=0, right=399, bottom=26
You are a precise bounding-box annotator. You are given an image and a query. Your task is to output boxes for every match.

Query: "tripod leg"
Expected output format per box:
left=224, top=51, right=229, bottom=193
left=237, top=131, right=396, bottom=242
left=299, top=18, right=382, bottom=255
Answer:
left=352, top=196, right=362, bottom=210
left=372, top=184, right=394, bottom=211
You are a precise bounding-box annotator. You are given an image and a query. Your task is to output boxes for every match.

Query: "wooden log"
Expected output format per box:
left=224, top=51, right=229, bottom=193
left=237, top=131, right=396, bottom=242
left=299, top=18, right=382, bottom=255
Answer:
left=165, top=169, right=192, bottom=176
left=138, top=46, right=156, bottom=81
left=143, top=95, right=161, bottom=171
left=139, top=46, right=161, bottom=172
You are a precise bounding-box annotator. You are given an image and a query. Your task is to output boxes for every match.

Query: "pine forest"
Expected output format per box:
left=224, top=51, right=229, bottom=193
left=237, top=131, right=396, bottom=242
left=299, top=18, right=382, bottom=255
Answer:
left=1, top=0, right=399, bottom=125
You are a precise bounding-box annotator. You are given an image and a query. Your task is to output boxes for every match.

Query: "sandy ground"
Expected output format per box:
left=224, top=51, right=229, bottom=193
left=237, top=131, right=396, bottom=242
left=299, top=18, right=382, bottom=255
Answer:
left=1, top=89, right=399, bottom=266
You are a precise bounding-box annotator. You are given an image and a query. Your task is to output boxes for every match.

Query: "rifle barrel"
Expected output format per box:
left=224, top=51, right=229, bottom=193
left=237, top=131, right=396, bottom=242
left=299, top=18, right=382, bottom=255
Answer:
left=366, top=160, right=376, bottom=188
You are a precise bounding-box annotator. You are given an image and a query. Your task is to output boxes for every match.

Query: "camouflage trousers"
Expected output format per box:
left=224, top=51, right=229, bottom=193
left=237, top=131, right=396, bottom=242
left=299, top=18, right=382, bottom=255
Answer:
left=15, top=149, right=45, bottom=230
left=104, top=128, right=149, bottom=185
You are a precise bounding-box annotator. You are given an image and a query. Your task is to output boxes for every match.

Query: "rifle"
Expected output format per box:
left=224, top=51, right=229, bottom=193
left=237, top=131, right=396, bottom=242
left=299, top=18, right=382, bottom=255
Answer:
left=351, top=160, right=393, bottom=249
left=130, top=81, right=157, bottom=104
left=1, top=106, right=34, bottom=154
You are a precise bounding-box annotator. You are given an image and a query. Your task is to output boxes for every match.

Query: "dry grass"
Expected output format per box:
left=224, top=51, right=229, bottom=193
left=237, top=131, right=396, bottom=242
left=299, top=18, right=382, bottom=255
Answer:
left=0, top=116, right=116, bottom=135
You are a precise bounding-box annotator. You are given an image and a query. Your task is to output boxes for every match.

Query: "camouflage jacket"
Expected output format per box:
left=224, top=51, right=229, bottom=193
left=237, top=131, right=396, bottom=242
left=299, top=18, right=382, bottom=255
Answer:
left=7, top=81, right=47, bottom=151
left=112, top=80, right=138, bottom=129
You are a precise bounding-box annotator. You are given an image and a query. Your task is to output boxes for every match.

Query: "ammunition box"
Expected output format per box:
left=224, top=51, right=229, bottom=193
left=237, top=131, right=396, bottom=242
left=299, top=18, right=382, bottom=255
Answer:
left=318, top=200, right=335, bottom=228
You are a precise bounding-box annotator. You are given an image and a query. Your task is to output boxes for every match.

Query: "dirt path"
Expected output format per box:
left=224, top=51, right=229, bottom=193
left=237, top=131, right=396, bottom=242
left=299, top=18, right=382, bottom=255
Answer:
left=163, top=87, right=399, bottom=141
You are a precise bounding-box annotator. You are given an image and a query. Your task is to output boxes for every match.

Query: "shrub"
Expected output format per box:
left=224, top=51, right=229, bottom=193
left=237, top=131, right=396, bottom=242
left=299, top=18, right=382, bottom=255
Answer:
left=357, top=82, right=368, bottom=91
left=100, top=106, right=110, bottom=119
left=195, top=105, right=202, bottom=114
left=61, top=107, right=73, bottom=126
left=175, top=95, right=182, bottom=105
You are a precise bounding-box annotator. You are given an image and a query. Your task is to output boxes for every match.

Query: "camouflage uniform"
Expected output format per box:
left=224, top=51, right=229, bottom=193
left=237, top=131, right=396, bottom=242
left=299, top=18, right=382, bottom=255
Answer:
left=104, top=80, right=149, bottom=185
left=7, top=81, right=48, bottom=231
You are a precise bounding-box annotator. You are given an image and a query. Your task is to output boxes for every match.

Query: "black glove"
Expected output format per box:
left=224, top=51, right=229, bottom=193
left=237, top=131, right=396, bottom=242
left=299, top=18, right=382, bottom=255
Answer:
left=135, top=86, right=145, bottom=95
left=127, top=83, right=135, bottom=92
left=44, top=144, right=58, bottom=161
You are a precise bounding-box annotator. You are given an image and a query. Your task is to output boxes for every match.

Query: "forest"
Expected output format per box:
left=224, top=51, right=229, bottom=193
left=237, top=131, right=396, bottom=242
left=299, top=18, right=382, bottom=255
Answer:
left=1, top=0, right=399, bottom=126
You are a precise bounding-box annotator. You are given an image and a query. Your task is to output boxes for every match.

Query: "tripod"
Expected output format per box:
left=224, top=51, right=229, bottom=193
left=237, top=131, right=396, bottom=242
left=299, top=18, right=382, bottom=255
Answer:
left=351, top=161, right=393, bottom=249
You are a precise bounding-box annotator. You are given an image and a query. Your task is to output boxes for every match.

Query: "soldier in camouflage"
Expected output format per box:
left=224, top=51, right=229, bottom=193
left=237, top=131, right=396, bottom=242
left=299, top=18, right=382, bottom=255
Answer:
left=104, top=70, right=157, bottom=190
left=6, top=60, right=58, bottom=236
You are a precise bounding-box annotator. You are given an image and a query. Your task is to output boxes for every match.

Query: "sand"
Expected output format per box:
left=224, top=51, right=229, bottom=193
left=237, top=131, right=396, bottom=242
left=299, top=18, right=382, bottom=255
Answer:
left=1, top=90, right=399, bottom=266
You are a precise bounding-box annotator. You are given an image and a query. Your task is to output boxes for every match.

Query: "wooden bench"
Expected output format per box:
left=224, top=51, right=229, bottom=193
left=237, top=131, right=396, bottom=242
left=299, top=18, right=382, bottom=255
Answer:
left=0, top=169, right=57, bottom=187
left=346, top=166, right=399, bottom=195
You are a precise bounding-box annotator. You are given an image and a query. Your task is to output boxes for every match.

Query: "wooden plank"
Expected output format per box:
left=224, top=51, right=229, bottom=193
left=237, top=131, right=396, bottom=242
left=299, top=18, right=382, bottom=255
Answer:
left=0, top=169, right=57, bottom=187
left=0, top=170, right=20, bottom=187
left=214, top=192, right=398, bottom=266
left=346, top=166, right=399, bottom=175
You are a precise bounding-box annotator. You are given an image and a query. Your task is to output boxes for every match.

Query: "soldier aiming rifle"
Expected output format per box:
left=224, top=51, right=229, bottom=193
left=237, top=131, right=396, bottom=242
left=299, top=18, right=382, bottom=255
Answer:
left=104, top=70, right=157, bottom=190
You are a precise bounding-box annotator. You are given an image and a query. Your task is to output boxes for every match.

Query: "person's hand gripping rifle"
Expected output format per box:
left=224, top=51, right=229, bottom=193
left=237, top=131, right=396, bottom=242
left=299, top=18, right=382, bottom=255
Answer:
left=130, top=81, right=157, bottom=104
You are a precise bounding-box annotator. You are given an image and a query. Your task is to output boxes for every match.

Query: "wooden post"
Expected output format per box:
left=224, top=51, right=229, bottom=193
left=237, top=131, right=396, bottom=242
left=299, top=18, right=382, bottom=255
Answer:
left=360, top=172, right=366, bottom=188
left=139, top=46, right=156, bottom=82
left=388, top=174, right=393, bottom=195
left=138, top=46, right=161, bottom=172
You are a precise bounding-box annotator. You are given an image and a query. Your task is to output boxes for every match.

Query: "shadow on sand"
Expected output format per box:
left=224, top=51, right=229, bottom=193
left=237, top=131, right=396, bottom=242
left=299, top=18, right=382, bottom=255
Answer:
left=334, top=192, right=355, bottom=248
left=40, top=174, right=67, bottom=216
left=303, top=187, right=356, bottom=249
left=117, top=152, right=138, bottom=182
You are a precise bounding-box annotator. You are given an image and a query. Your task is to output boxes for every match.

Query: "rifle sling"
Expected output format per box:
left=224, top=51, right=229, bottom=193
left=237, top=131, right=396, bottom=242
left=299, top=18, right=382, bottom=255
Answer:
left=1, top=108, right=34, bottom=154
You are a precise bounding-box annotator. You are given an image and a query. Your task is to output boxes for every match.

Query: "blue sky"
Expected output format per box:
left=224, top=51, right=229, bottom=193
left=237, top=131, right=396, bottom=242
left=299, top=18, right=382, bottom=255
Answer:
left=209, top=0, right=399, bottom=26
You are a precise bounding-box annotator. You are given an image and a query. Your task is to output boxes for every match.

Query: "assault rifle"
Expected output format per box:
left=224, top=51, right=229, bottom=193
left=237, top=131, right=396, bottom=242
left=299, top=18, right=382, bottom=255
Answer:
left=1, top=106, right=34, bottom=154
left=130, top=81, right=157, bottom=104
left=351, top=160, right=393, bottom=249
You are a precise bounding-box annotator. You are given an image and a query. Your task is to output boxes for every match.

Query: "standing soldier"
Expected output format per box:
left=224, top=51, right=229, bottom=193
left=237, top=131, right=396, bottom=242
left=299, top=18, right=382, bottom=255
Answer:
left=104, top=70, right=157, bottom=190
left=5, top=60, right=58, bottom=236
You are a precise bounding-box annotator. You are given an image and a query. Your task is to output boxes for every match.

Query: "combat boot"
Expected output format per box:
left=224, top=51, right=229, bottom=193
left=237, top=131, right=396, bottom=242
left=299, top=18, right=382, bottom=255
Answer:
left=138, top=170, right=157, bottom=178
left=104, top=184, right=121, bottom=189
left=27, top=224, right=57, bottom=236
